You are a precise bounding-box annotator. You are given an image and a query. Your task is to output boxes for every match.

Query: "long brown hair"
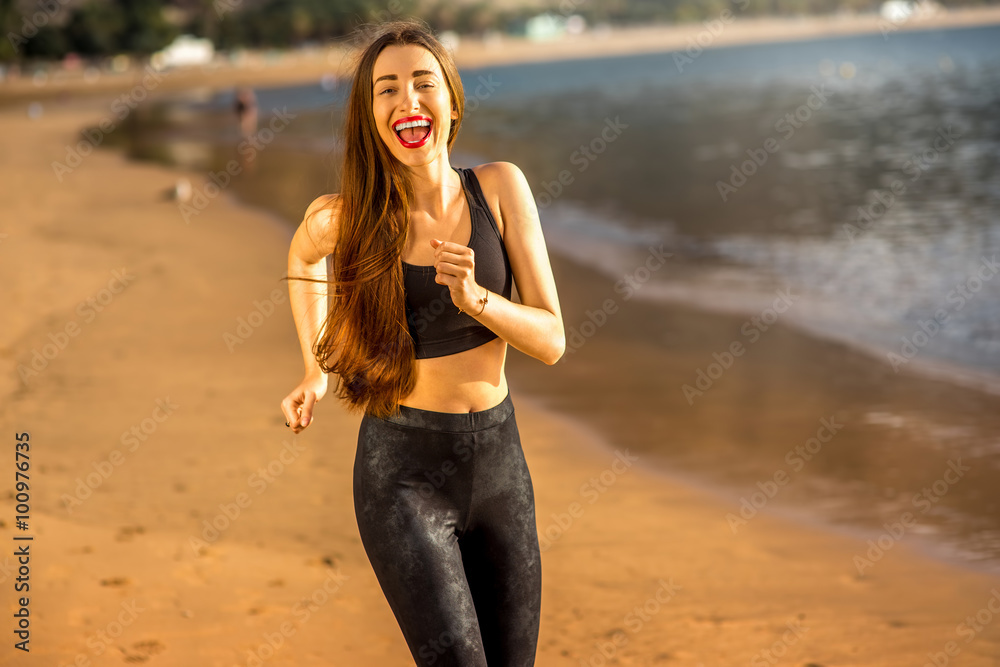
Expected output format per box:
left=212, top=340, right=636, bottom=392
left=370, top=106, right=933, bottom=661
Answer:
left=289, top=19, right=465, bottom=419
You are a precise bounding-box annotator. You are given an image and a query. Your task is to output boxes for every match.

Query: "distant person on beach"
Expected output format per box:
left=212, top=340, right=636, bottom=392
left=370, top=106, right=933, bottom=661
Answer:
left=233, top=86, right=257, bottom=136
left=280, top=18, right=564, bottom=666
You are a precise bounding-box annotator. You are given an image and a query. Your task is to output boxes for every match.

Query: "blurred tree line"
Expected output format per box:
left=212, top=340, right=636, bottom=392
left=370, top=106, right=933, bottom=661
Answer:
left=1, top=0, right=995, bottom=63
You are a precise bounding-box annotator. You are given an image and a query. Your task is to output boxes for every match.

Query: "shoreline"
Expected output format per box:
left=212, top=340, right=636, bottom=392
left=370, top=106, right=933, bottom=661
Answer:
left=4, top=91, right=1000, bottom=665
left=545, top=238, right=1000, bottom=402
left=3, top=5, right=1000, bottom=106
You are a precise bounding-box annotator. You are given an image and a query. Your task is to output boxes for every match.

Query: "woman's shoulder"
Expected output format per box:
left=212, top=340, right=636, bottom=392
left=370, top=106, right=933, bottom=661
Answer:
left=304, top=194, right=342, bottom=232
left=470, top=161, right=532, bottom=202
left=292, top=194, right=342, bottom=261
left=470, top=161, right=523, bottom=186
left=304, top=193, right=341, bottom=220
left=469, top=162, right=535, bottom=235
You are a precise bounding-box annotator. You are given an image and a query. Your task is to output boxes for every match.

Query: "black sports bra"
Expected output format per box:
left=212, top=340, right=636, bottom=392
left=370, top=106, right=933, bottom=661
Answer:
left=402, top=166, right=513, bottom=359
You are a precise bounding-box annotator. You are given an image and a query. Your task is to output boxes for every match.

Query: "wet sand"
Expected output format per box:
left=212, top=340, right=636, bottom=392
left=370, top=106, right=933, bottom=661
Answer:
left=505, top=247, right=1000, bottom=572
left=3, top=87, right=1000, bottom=666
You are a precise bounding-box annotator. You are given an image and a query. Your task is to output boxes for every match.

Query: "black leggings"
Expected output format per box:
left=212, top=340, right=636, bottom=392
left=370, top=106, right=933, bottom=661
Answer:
left=353, top=391, right=542, bottom=667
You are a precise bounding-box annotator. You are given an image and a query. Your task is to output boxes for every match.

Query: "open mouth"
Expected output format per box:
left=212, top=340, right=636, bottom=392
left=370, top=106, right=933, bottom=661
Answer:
left=392, top=115, right=433, bottom=148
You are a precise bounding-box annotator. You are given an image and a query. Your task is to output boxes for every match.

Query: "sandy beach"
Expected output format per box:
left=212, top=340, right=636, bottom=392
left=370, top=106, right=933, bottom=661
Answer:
left=4, top=17, right=1000, bottom=667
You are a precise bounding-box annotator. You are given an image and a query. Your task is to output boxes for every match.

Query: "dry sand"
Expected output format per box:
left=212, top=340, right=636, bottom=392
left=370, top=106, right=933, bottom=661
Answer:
left=3, top=15, right=1000, bottom=666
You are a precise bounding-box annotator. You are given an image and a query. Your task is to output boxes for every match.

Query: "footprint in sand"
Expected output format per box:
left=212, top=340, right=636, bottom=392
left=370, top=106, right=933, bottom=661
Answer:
left=306, top=553, right=341, bottom=568
left=116, top=525, right=146, bottom=542
left=121, top=638, right=166, bottom=663
left=99, top=576, right=130, bottom=587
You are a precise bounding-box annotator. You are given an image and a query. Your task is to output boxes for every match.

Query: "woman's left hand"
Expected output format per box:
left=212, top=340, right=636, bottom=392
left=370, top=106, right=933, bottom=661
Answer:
left=430, top=238, right=487, bottom=314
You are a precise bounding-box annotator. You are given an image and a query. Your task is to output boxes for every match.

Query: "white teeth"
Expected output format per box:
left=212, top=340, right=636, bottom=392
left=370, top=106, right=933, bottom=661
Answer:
left=394, top=119, right=431, bottom=131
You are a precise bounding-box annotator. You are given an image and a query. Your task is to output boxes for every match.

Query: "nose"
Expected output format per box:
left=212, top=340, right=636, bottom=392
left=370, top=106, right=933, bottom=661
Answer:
left=400, top=84, right=421, bottom=113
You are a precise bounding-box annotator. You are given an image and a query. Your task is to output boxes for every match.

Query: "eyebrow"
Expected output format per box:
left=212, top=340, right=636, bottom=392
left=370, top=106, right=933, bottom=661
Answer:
left=374, top=69, right=438, bottom=85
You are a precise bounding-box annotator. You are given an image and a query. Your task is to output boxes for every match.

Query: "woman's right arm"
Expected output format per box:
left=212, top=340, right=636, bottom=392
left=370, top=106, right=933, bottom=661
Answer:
left=281, top=194, right=340, bottom=433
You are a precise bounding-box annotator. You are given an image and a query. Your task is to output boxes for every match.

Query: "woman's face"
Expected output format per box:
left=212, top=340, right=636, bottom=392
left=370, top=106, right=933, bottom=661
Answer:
left=371, top=44, right=458, bottom=167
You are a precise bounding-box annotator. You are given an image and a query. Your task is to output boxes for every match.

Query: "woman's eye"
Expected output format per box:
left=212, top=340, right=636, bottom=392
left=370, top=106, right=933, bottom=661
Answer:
left=378, top=83, right=432, bottom=95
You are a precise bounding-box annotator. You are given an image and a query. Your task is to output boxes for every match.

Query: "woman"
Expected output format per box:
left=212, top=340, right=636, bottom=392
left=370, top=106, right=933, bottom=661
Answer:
left=280, top=19, right=565, bottom=667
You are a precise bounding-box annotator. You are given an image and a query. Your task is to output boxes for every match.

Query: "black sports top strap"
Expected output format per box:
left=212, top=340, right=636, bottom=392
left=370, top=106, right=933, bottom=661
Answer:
left=458, top=167, right=503, bottom=245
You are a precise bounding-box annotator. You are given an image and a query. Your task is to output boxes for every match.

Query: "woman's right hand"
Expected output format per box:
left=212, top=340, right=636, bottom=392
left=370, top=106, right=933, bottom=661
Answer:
left=281, top=373, right=329, bottom=433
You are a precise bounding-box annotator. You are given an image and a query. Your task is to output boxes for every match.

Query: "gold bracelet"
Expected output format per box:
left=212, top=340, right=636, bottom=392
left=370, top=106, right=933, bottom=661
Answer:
left=474, top=289, right=488, bottom=316
left=458, top=289, right=488, bottom=316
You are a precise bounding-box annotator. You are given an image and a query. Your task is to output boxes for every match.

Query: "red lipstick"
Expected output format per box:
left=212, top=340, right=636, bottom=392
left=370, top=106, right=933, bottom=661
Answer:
left=392, top=115, right=433, bottom=149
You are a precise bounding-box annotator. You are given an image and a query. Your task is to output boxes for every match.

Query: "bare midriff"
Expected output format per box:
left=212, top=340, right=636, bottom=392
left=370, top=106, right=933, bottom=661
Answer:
left=397, top=336, right=509, bottom=413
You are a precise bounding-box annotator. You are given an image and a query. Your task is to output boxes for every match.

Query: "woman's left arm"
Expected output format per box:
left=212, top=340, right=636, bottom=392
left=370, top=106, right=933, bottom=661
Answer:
left=431, top=162, right=566, bottom=365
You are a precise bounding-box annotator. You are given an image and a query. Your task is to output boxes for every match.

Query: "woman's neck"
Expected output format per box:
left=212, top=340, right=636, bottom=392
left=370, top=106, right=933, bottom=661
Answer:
left=406, top=156, right=461, bottom=220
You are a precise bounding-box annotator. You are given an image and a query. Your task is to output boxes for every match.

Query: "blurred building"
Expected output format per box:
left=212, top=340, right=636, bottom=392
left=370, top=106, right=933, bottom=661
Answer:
left=152, top=34, right=214, bottom=70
